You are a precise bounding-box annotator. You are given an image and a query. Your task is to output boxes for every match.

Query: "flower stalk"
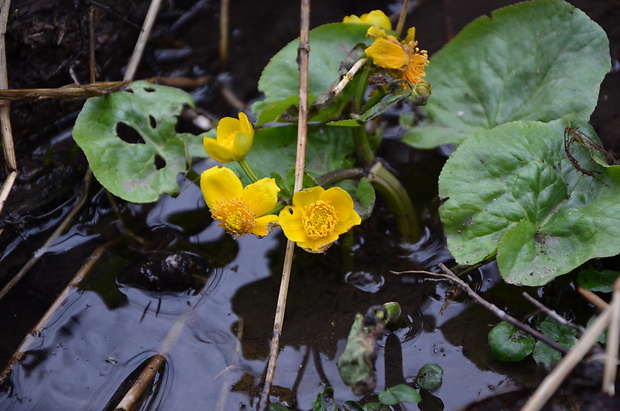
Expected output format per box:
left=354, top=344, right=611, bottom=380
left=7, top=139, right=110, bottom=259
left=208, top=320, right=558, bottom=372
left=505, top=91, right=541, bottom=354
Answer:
left=367, top=161, right=420, bottom=243
left=238, top=158, right=259, bottom=183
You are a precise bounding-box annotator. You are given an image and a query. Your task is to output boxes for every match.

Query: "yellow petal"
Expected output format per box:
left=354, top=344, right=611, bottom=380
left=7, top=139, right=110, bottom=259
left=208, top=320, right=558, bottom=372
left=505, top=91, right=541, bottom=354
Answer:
left=404, top=27, right=416, bottom=43
left=366, top=25, right=387, bottom=39
left=204, top=137, right=233, bottom=163
left=243, top=177, right=280, bottom=216
left=293, top=186, right=324, bottom=208
left=365, top=38, right=409, bottom=69
left=361, top=10, right=392, bottom=31
left=200, top=166, right=243, bottom=209
left=216, top=116, right=241, bottom=144
left=237, top=112, right=254, bottom=137
left=231, top=131, right=253, bottom=161
left=320, top=187, right=354, bottom=221
left=279, top=206, right=308, bottom=243
left=333, top=209, right=361, bottom=236
left=298, top=233, right=339, bottom=254
left=342, top=15, right=363, bottom=24
left=251, top=215, right=279, bottom=237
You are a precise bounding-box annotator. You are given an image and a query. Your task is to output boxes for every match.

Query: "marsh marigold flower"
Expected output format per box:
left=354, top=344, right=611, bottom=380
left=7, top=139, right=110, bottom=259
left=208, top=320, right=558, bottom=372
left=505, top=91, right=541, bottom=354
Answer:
left=343, top=10, right=392, bottom=31
left=201, top=166, right=280, bottom=238
left=279, top=186, right=361, bottom=253
left=365, top=26, right=429, bottom=87
left=203, top=112, right=253, bottom=163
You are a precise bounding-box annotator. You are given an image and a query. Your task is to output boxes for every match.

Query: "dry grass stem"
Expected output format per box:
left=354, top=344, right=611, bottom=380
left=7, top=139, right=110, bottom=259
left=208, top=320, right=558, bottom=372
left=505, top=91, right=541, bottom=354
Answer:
left=395, top=0, right=410, bottom=37
left=0, top=170, right=93, bottom=303
left=219, top=0, right=229, bottom=72
left=522, top=305, right=614, bottom=411
left=0, top=0, right=16, bottom=224
left=124, top=0, right=163, bottom=81
left=602, top=276, right=620, bottom=395
left=260, top=0, right=311, bottom=408
left=332, top=57, right=367, bottom=97
left=578, top=286, right=610, bottom=309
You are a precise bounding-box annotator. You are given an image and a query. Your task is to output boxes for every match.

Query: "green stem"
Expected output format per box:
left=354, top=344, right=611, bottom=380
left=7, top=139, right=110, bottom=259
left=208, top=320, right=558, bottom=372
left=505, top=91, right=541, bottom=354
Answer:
left=238, top=158, right=259, bottom=183
left=368, top=161, right=421, bottom=243
left=316, top=168, right=365, bottom=187
left=185, top=168, right=201, bottom=186
left=360, top=87, right=387, bottom=114
left=352, top=60, right=372, bottom=112
left=353, top=126, right=375, bottom=166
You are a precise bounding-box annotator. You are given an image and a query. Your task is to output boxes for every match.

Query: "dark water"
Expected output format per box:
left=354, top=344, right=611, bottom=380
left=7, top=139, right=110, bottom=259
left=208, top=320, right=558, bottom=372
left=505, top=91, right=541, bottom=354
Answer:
left=0, top=160, right=535, bottom=410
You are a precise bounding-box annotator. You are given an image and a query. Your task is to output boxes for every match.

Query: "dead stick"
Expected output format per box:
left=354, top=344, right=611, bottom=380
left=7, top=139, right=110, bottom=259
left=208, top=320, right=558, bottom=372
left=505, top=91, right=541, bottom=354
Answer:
left=0, top=170, right=92, bottom=303
left=578, top=286, right=609, bottom=310
left=219, top=0, right=229, bottom=72
left=124, top=0, right=163, bottom=81
left=89, top=6, right=97, bottom=83
left=259, top=0, right=310, bottom=408
left=115, top=354, right=165, bottom=411
left=522, top=292, right=586, bottom=335
left=0, top=239, right=115, bottom=384
left=115, top=273, right=217, bottom=410
left=0, top=0, right=16, bottom=223
left=522, top=304, right=613, bottom=411
left=398, top=264, right=568, bottom=354
left=0, top=76, right=211, bottom=102
left=603, top=277, right=620, bottom=395
left=395, top=0, right=410, bottom=37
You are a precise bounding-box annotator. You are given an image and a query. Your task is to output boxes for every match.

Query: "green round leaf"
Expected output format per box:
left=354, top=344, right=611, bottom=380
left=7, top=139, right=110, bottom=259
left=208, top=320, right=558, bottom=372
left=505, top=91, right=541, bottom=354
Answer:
left=488, top=321, right=535, bottom=361
left=577, top=269, right=620, bottom=293
left=72, top=81, right=196, bottom=202
left=378, top=384, right=421, bottom=406
left=253, top=23, right=372, bottom=118
left=402, top=0, right=610, bottom=149
left=234, top=124, right=355, bottom=185
left=415, top=363, right=443, bottom=391
left=439, top=119, right=620, bottom=285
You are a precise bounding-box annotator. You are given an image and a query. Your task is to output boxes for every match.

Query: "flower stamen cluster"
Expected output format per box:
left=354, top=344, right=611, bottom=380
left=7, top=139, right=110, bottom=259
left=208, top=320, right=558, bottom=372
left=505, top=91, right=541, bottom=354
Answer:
left=365, top=26, right=429, bottom=87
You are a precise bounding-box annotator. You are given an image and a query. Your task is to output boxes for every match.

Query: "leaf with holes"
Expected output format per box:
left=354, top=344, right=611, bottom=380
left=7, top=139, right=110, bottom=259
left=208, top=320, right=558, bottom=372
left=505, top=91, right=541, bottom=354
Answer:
left=439, top=118, right=620, bottom=286
left=73, top=81, right=198, bottom=203
left=401, top=0, right=610, bottom=149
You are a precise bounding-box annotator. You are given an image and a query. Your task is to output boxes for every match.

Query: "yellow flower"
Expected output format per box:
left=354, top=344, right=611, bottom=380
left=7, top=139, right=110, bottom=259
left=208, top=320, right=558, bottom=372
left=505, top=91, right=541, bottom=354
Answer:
left=343, top=10, right=392, bottom=31
left=365, top=26, right=429, bottom=87
left=201, top=166, right=280, bottom=238
left=279, top=186, right=361, bottom=253
left=203, top=112, right=253, bottom=163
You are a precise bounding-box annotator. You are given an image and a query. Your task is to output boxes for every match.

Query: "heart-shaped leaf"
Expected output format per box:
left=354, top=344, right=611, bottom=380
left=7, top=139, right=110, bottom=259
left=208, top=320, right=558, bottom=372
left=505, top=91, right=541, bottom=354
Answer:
left=439, top=119, right=620, bottom=285
left=402, top=0, right=610, bottom=149
left=252, top=23, right=373, bottom=119
left=73, top=81, right=202, bottom=203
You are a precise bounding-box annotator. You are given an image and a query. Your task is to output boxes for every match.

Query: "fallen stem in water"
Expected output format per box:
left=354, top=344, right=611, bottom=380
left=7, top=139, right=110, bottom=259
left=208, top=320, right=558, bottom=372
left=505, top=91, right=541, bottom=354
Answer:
left=396, top=263, right=569, bottom=355
left=368, top=161, right=421, bottom=243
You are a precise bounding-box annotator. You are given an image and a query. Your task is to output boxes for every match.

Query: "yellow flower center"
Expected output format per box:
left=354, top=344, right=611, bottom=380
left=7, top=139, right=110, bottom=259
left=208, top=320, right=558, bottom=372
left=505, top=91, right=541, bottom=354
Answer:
left=211, top=198, right=255, bottom=236
left=301, top=200, right=338, bottom=239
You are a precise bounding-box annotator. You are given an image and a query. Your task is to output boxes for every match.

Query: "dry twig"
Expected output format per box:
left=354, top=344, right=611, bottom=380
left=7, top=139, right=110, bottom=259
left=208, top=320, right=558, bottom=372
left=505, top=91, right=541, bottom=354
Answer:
left=397, top=263, right=569, bottom=354
left=602, top=277, right=620, bottom=395
left=0, top=0, right=16, bottom=228
left=395, top=0, right=410, bottom=37
left=522, top=304, right=613, bottom=411
left=0, top=169, right=93, bottom=303
left=124, top=0, right=163, bottom=81
left=259, top=0, right=310, bottom=408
